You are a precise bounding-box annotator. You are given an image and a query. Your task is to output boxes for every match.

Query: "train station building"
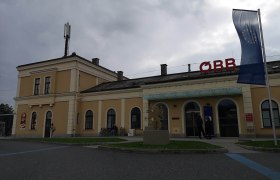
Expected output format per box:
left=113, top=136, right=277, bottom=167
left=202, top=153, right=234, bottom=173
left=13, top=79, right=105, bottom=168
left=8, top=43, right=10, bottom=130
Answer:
left=13, top=53, right=280, bottom=138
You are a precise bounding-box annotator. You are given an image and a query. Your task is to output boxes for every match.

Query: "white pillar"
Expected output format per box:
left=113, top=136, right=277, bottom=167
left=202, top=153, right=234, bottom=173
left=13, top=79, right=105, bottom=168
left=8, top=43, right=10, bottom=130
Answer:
left=70, top=68, right=78, bottom=92
left=98, top=100, right=102, bottom=133
left=16, top=77, right=21, bottom=97
left=67, top=98, right=76, bottom=135
left=13, top=76, right=21, bottom=136
left=68, top=64, right=79, bottom=136
left=242, top=85, right=255, bottom=136
left=12, top=103, right=18, bottom=136
left=242, top=86, right=253, bottom=113
left=121, top=99, right=125, bottom=128
left=142, top=99, right=149, bottom=129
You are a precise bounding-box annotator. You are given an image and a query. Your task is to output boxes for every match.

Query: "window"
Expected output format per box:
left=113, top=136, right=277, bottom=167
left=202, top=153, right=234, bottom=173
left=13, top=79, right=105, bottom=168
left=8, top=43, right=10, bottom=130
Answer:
left=44, top=111, right=52, bottom=138
left=31, top=112, right=37, bottom=130
left=261, top=100, right=280, bottom=128
left=131, top=107, right=141, bottom=129
left=185, top=102, right=200, bottom=136
left=185, top=102, right=200, bottom=111
left=44, top=76, right=51, bottom=94
left=34, top=78, right=40, bottom=95
left=218, top=99, right=239, bottom=137
left=107, top=109, right=116, bottom=129
left=85, top=110, right=93, bottom=129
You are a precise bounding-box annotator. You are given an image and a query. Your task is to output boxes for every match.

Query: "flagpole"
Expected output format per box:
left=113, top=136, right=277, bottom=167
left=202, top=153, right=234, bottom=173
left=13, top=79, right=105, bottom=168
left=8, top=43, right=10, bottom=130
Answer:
left=258, top=9, right=277, bottom=146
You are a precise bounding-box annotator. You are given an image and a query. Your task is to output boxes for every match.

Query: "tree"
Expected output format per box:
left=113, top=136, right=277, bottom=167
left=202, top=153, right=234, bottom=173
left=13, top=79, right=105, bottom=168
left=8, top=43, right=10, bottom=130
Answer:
left=0, top=103, right=14, bottom=114
left=0, top=103, right=14, bottom=136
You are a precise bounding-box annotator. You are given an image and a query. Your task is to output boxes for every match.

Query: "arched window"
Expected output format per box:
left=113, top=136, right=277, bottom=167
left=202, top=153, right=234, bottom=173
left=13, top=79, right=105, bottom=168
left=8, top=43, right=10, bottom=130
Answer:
left=85, top=110, right=93, bottom=130
left=46, top=111, right=52, bottom=120
left=44, top=111, right=52, bottom=138
left=185, top=102, right=200, bottom=112
left=31, top=112, right=37, bottom=130
left=261, top=100, right=280, bottom=127
left=218, top=99, right=239, bottom=137
left=185, top=102, right=200, bottom=136
left=131, top=107, right=141, bottom=129
left=107, top=109, right=116, bottom=129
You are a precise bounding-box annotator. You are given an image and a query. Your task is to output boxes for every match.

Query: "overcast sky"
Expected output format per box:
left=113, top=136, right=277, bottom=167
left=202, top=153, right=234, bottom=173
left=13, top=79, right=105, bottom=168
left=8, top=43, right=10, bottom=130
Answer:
left=1, top=0, right=280, bottom=107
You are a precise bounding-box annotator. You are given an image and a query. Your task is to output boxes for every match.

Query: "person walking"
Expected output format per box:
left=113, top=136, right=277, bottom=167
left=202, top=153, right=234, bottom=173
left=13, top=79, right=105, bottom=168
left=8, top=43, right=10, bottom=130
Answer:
left=196, top=115, right=206, bottom=139
left=205, top=116, right=212, bottom=139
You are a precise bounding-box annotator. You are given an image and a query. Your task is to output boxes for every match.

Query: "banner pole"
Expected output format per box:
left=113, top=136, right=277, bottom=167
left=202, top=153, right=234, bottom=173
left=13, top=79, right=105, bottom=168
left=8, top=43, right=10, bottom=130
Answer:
left=258, top=9, right=277, bottom=145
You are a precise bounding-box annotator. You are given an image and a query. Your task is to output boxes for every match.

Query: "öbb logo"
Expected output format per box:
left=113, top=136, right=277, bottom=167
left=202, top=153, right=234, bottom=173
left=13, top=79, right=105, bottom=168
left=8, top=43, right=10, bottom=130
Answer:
left=199, top=58, right=236, bottom=73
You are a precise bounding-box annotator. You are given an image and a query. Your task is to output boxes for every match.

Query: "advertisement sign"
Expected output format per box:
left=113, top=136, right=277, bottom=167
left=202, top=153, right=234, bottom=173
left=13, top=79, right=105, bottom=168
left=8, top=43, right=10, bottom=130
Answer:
left=200, top=58, right=236, bottom=73
left=20, top=113, right=26, bottom=129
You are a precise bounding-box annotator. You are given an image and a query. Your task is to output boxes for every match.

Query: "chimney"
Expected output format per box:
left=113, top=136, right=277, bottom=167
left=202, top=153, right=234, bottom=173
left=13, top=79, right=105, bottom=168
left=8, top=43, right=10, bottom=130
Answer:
left=117, top=71, right=123, bottom=81
left=161, top=64, right=167, bottom=76
left=92, top=58, right=99, bottom=65
left=188, top=64, right=191, bottom=72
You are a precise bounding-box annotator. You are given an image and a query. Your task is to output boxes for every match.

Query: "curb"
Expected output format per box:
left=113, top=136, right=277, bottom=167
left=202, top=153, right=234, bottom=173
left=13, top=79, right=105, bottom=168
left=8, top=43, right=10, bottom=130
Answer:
left=98, top=145, right=228, bottom=154
left=238, top=144, right=280, bottom=153
left=15, top=140, right=106, bottom=146
left=8, top=139, right=127, bottom=146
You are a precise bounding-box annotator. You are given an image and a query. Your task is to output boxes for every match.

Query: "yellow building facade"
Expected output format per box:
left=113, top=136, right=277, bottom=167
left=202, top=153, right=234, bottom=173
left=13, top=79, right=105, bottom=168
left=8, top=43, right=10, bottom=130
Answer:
left=13, top=53, right=280, bottom=138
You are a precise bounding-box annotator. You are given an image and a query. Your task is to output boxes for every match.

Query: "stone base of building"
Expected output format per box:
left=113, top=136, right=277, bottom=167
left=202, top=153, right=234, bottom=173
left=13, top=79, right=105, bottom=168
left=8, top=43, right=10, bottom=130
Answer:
left=12, top=133, right=73, bottom=138
left=143, top=129, right=169, bottom=145
left=170, top=133, right=185, bottom=138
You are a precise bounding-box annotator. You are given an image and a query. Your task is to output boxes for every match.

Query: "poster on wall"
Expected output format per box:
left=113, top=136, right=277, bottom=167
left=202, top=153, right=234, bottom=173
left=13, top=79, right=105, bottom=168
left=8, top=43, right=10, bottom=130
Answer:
left=20, top=113, right=26, bottom=129
left=204, top=105, right=214, bottom=137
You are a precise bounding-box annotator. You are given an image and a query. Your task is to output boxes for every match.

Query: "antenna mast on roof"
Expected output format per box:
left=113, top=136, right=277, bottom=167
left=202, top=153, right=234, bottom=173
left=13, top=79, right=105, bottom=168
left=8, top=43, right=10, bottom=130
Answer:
left=64, top=22, right=71, bottom=56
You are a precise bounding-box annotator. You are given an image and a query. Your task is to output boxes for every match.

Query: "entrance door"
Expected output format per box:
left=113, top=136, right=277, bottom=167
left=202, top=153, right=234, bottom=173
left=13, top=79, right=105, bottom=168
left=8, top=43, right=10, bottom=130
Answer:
left=107, top=109, right=116, bottom=129
left=218, top=99, right=239, bottom=137
left=185, top=112, right=200, bottom=136
left=185, top=102, right=200, bottom=137
left=44, top=111, right=52, bottom=138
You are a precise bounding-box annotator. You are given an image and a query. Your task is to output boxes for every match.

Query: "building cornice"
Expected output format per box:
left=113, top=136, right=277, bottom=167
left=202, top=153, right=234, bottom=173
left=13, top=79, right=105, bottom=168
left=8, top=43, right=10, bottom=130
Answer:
left=14, top=92, right=76, bottom=101
left=17, top=54, right=119, bottom=80
left=80, top=88, right=143, bottom=101
left=141, top=74, right=239, bottom=89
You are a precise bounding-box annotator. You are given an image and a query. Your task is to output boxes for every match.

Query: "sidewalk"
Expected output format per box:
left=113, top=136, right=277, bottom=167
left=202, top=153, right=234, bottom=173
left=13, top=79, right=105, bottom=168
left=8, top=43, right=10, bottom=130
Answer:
left=196, top=138, right=260, bottom=153
left=120, top=136, right=259, bottom=153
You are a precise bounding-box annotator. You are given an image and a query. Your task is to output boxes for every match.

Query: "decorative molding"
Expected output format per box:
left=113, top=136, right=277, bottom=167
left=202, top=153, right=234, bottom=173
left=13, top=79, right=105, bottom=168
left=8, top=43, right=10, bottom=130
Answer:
left=17, top=57, right=118, bottom=82
left=144, top=87, right=242, bottom=100
left=141, top=75, right=239, bottom=89
left=81, top=89, right=143, bottom=101
left=14, top=92, right=78, bottom=105
left=30, top=68, right=58, bottom=74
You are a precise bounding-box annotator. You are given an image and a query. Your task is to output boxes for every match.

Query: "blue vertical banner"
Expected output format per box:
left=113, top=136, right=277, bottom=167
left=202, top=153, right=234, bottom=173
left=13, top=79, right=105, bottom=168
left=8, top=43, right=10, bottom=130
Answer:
left=232, top=9, right=266, bottom=85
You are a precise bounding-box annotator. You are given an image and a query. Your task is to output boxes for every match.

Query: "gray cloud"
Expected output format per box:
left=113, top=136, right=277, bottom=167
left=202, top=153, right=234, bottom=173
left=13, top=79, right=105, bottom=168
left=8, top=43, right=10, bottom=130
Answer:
left=0, top=0, right=280, bottom=107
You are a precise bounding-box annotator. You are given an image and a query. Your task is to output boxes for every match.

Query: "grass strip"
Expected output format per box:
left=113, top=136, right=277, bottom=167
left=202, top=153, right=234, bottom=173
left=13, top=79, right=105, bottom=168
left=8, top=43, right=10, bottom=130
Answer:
left=237, top=140, right=280, bottom=148
left=107, top=140, right=222, bottom=150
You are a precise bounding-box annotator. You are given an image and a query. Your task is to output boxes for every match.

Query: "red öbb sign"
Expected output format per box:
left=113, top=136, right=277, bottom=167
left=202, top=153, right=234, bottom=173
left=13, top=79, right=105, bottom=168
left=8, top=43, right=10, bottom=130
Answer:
left=199, top=58, right=236, bottom=73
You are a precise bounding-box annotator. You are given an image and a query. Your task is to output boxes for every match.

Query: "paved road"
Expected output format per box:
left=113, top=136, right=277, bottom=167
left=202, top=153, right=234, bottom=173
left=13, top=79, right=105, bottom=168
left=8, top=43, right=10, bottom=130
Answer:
left=0, top=140, right=279, bottom=180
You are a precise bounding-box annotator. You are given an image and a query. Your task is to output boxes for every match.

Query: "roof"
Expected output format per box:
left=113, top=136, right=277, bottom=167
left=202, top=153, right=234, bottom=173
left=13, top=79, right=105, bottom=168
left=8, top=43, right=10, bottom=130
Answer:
left=17, top=52, right=118, bottom=75
left=81, top=60, right=280, bottom=93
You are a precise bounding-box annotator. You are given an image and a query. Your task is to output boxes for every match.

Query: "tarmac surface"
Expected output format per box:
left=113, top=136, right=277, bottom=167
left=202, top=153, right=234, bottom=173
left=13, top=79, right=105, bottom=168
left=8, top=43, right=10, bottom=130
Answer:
left=1, top=136, right=280, bottom=180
